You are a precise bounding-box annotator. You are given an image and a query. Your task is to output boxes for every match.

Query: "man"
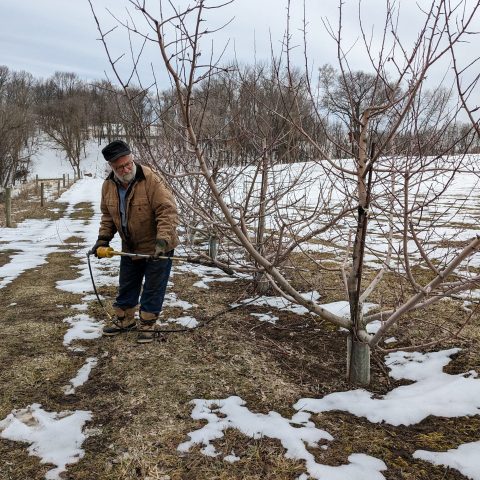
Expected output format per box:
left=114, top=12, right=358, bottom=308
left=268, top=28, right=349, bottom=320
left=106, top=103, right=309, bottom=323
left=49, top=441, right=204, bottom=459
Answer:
left=90, top=140, right=179, bottom=343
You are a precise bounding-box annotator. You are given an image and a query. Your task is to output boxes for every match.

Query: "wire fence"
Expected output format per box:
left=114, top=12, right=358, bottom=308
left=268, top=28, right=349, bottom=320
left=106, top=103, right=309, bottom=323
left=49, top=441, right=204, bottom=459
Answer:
left=1, top=172, right=82, bottom=228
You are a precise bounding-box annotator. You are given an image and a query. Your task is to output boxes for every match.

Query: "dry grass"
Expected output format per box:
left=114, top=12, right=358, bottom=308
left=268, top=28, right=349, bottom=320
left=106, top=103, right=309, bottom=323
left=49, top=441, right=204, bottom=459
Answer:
left=0, top=180, right=70, bottom=227
left=0, top=200, right=479, bottom=480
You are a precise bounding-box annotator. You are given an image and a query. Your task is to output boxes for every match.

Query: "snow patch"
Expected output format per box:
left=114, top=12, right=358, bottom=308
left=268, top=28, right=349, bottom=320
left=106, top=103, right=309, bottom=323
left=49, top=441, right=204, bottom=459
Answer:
left=0, top=404, right=91, bottom=480
left=63, top=314, right=103, bottom=347
left=166, top=315, right=199, bottom=328
left=62, top=357, right=98, bottom=395
left=294, top=349, right=480, bottom=426
left=250, top=312, right=279, bottom=324
left=178, top=396, right=387, bottom=480
left=414, top=441, right=480, bottom=480
left=235, top=291, right=321, bottom=315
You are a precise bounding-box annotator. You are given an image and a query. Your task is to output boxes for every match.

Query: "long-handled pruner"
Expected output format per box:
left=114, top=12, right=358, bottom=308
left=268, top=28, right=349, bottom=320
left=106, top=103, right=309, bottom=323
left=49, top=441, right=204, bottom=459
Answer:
left=95, top=246, right=234, bottom=275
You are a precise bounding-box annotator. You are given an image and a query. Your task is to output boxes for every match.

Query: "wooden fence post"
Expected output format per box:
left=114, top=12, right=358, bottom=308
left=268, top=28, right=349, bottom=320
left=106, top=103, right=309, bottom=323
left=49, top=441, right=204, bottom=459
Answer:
left=5, top=186, right=12, bottom=227
left=67, top=174, right=70, bottom=186
left=40, top=182, right=45, bottom=207
left=35, top=174, right=39, bottom=194
left=63, top=174, right=66, bottom=188
left=57, top=179, right=61, bottom=197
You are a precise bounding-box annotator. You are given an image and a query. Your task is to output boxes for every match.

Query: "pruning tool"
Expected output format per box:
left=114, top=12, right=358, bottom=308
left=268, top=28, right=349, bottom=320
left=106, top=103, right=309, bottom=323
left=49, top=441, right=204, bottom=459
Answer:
left=94, top=246, right=234, bottom=275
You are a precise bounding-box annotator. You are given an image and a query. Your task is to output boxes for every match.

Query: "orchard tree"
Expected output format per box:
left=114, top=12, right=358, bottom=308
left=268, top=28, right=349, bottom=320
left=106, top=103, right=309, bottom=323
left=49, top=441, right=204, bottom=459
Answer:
left=89, top=0, right=480, bottom=384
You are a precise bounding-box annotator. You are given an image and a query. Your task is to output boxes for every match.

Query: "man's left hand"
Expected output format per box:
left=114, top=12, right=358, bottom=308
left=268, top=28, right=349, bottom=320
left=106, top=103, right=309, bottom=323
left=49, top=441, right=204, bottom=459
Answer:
left=154, top=239, right=167, bottom=258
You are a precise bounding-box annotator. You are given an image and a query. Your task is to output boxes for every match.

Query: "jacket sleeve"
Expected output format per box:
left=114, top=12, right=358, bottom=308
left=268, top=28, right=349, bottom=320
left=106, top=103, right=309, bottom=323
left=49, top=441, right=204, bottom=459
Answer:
left=98, top=181, right=117, bottom=241
left=148, top=174, right=179, bottom=250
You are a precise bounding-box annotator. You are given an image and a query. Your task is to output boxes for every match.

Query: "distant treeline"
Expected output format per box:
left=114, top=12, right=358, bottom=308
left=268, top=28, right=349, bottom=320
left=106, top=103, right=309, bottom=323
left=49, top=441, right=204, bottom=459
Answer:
left=1, top=63, right=478, bottom=187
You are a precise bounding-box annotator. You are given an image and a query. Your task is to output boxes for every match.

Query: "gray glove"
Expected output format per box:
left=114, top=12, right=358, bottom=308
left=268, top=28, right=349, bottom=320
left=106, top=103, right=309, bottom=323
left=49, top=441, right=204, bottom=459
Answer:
left=154, top=239, right=168, bottom=258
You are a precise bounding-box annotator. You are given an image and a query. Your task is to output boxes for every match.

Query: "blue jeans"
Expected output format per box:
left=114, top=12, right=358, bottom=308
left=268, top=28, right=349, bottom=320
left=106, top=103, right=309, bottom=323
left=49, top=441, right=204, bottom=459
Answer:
left=114, top=252, right=173, bottom=314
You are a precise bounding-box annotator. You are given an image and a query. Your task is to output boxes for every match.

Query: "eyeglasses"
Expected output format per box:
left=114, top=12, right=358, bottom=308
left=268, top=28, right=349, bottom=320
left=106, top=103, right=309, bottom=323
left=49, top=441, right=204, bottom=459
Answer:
left=111, top=159, right=133, bottom=172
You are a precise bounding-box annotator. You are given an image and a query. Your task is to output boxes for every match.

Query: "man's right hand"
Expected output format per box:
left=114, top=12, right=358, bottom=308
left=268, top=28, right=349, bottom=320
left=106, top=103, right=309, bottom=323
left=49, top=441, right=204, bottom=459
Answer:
left=89, top=239, right=109, bottom=258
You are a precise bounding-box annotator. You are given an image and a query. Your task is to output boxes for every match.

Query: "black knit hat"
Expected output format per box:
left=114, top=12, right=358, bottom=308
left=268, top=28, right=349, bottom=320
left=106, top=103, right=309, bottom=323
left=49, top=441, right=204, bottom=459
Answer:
left=102, top=140, right=131, bottom=162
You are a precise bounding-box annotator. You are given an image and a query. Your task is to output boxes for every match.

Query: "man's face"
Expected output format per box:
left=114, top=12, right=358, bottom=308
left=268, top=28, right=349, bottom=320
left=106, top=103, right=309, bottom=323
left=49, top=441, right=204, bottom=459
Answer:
left=110, top=154, right=136, bottom=183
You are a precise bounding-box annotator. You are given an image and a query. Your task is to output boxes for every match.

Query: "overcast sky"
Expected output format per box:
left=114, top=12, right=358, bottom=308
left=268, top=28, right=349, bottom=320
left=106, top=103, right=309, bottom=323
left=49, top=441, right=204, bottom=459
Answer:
left=1, top=0, right=479, bottom=93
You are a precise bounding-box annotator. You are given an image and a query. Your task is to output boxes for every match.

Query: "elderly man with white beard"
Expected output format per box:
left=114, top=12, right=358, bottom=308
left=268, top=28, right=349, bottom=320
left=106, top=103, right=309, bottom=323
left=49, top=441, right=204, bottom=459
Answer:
left=89, top=140, right=179, bottom=343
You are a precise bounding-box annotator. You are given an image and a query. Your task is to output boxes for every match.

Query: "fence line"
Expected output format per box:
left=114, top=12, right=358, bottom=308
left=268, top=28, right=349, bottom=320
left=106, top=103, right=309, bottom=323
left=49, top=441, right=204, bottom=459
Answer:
left=3, top=172, right=78, bottom=228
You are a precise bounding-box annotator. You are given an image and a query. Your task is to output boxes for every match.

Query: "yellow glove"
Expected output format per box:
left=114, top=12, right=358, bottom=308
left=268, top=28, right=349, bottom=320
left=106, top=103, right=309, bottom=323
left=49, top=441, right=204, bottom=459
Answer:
left=89, top=239, right=109, bottom=258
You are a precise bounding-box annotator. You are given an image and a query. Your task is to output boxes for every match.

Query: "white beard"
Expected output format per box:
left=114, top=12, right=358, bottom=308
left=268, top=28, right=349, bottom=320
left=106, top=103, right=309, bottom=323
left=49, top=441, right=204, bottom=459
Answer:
left=114, top=162, right=137, bottom=184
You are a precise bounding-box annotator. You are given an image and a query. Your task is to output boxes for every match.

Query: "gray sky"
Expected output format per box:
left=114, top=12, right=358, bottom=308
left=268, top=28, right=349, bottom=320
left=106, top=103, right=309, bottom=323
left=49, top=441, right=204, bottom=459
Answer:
left=1, top=0, right=479, bottom=93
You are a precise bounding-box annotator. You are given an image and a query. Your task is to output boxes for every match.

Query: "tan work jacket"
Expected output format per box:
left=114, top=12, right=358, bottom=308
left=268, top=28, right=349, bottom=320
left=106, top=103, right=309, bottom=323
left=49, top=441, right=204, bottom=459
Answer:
left=98, top=163, right=179, bottom=254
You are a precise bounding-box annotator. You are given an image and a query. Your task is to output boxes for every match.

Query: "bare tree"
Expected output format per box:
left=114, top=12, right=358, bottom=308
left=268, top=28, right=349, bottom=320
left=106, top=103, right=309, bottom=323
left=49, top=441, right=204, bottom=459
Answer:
left=89, top=0, right=480, bottom=384
left=0, top=66, right=36, bottom=188
left=37, top=72, right=90, bottom=177
left=280, top=0, right=480, bottom=383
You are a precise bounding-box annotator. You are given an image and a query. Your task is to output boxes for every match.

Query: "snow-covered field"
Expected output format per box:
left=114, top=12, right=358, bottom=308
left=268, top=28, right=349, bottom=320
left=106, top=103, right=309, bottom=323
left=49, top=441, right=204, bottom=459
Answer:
left=195, top=154, right=480, bottom=271
left=0, top=143, right=479, bottom=479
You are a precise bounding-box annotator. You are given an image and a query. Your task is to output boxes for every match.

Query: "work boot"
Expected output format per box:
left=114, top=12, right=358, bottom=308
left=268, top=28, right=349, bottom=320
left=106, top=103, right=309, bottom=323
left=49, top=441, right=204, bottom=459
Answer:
left=137, top=311, right=159, bottom=344
left=103, top=306, right=137, bottom=336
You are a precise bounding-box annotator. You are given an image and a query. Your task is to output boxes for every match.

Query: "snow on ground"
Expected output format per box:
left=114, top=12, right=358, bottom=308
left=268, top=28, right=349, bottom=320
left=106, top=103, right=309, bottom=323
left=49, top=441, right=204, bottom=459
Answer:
left=0, top=292, right=104, bottom=477
left=29, top=137, right=106, bottom=180
left=177, top=396, right=387, bottom=480
left=62, top=358, right=98, bottom=396
left=164, top=315, right=199, bottom=328
left=242, top=298, right=377, bottom=326
left=0, top=405, right=92, bottom=480
left=174, top=262, right=240, bottom=289
left=293, top=349, right=480, bottom=426
left=0, top=219, right=63, bottom=289
left=163, top=291, right=197, bottom=311
left=413, top=441, right=480, bottom=480
left=318, top=300, right=378, bottom=319
left=234, top=291, right=321, bottom=315
left=0, top=148, right=111, bottom=478
left=62, top=314, right=104, bottom=349
left=0, top=178, right=120, bottom=292
left=180, top=348, right=480, bottom=479
left=250, top=312, right=279, bottom=324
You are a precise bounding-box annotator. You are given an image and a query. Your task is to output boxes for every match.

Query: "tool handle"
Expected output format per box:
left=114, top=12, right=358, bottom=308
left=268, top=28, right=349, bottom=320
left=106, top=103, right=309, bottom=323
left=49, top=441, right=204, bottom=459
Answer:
left=94, top=248, right=235, bottom=275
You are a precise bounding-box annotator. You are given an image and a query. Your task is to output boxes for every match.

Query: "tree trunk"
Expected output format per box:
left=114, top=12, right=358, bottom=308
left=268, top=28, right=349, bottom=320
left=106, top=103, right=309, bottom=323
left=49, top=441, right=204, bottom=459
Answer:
left=254, top=272, right=270, bottom=295
left=347, top=334, right=370, bottom=385
left=254, top=138, right=269, bottom=294
left=208, top=235, right=219, bottom=260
